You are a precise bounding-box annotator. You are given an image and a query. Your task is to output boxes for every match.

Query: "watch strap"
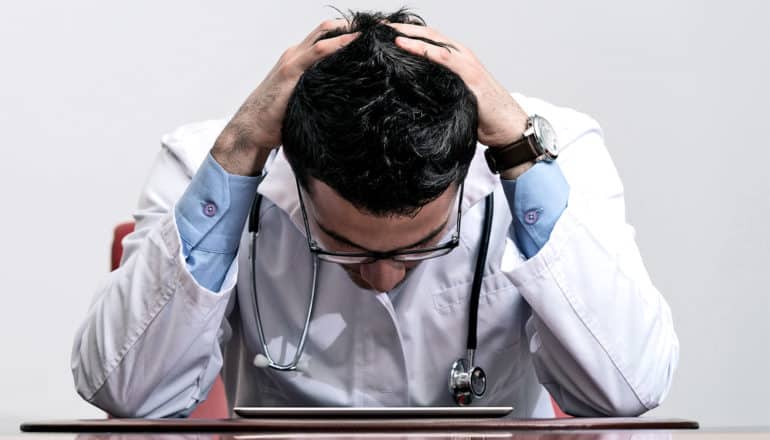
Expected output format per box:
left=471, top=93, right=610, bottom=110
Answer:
left=484, top=135, right=539, bottom=174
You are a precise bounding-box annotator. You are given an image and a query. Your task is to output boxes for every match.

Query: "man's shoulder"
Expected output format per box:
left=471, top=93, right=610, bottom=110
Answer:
left=159, top=118, right=229, bottom=176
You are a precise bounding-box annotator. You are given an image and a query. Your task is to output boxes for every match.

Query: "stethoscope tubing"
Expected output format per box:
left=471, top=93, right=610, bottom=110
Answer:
left=467, top=191, right=494, bottom=355
left=249, top=193, right=319, bottom=371
left=247, top=189, right=494, bottom=386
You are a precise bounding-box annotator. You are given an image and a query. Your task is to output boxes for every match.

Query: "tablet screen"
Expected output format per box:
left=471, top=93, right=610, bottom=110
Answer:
left=234, top=406, right=513, bottom=418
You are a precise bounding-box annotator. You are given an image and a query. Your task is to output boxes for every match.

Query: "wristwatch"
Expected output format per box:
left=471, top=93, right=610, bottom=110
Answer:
left=484, top=114, right=559, bottom=174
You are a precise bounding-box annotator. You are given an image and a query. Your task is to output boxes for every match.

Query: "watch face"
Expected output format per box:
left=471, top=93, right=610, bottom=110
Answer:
left=533, top=116, right=558, bottom=157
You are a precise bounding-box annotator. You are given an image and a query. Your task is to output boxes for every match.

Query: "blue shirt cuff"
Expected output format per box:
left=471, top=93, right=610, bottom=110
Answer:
left=174, top=153, right=262, bottom=291
left=501, top=161, right=570, bottom=259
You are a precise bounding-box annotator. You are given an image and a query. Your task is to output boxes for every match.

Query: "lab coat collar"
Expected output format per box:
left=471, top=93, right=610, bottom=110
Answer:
left=257, top=144, right=498, bottom=235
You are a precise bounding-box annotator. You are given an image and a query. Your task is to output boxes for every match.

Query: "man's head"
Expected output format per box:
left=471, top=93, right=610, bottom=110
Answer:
left=281, top=9, right=478, bottom=292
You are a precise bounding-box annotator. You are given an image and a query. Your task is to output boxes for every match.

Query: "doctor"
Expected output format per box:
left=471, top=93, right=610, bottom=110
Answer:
left=72, top=10, right=678, bottom=418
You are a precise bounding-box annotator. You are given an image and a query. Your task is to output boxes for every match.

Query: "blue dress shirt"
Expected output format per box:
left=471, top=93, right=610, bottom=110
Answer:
left=500, top=161, right=570, bottom=259
left=175, top=153, right=261, bottom=291
left=175, top=154, right=569, bottom=292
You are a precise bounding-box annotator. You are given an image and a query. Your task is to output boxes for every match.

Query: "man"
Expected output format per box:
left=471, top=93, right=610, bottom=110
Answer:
left=71, top=10, right=678, bottom=418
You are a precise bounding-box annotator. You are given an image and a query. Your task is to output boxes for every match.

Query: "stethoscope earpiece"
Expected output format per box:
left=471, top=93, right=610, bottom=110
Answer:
left=253, top=354, right=270, bottom=368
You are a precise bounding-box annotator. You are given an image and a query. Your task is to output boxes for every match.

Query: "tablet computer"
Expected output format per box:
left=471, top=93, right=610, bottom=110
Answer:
left=234, top=406, right=513, bottom=418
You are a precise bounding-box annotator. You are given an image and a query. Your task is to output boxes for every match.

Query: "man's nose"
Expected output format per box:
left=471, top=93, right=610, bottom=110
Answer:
left=359, top=259, right=406, bottom=293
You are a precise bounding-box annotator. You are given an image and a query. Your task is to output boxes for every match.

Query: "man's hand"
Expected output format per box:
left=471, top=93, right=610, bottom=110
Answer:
left=390, top=24, right=534, bottom=179
left=212, top=20, right=358, bottom=176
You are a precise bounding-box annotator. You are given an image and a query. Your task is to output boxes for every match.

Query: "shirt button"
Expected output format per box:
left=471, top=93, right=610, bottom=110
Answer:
left=203, top=202, right=217, bottom=217
left=524, top=208, right=541, bottom=225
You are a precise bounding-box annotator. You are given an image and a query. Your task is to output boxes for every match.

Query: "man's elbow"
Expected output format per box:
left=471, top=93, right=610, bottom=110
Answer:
left=72, top=365, right=194, bottom=418
left=597, top=380, right=670, bottom=417
left=557, top=353, right=678, bottom=418
left=557, top=387, right=656, bottom=418
left=75, top=384, right=195, bottom=419
left=598, top=324, right=680, bottom=417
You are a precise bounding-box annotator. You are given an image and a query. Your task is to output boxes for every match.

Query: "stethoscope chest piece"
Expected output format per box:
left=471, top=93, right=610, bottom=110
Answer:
left=449, top=357, right=487, bottom=406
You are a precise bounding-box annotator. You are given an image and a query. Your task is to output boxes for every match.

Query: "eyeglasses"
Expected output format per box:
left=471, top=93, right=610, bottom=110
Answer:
left=295, top=179, right=464, bottom=265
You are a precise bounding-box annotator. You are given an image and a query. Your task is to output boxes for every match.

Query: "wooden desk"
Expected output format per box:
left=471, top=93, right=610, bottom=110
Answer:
left=6, top=429, right=770, bottom=440
left=20, top=418, right=699, bottom=433
left=11, top=418, right=770, bottom=440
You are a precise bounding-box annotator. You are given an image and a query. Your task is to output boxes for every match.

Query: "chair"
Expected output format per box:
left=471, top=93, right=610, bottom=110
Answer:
left=112, top=222, right=229, bottom=419
left=552, top=399, right=569, bottom=418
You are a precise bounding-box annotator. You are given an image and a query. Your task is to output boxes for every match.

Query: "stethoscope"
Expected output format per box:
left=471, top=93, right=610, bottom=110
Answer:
left=247, top=188, right=494, bottom=406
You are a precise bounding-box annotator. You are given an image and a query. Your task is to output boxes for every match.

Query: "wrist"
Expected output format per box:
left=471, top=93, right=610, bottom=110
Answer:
left=485, top=114, right=558, bottom=178
left=479, top=92, right=529, bottom=147
left=211, top=126, right=273, bottom=176
left=484, top=115, right=528, bottom=149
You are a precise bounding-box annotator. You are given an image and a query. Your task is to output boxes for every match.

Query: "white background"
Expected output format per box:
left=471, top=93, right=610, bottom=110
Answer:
left=0, top=0, right=767, bottom=431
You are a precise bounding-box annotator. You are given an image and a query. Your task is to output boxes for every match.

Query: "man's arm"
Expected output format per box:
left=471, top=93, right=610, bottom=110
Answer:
left=392, top=25, right=678, bottom=416
left=71, top=141, right=238, bottom=417
left=501, top=104, right=679, bottom=416
left=71, top=22, right=360, bottom=417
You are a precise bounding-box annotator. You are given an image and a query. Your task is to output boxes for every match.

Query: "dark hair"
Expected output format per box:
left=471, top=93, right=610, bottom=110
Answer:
left=282, top=9, right=478, bottom=217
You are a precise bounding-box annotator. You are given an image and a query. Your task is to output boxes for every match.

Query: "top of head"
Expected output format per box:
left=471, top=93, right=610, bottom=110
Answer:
left=282, top=9, right=479, bottom=217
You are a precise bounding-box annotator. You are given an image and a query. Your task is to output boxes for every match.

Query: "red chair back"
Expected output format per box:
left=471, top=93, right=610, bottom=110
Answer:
left=552, top=399, right=569, bottom=418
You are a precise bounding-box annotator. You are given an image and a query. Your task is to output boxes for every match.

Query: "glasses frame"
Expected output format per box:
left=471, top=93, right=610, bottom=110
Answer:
left=295, top=179, right=464, bottom=265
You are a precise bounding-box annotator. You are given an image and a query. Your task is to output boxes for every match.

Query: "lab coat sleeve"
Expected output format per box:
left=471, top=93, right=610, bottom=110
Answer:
left=503, top=100, right=679, bottom=416
left=71, top=130, right=241, bottom=418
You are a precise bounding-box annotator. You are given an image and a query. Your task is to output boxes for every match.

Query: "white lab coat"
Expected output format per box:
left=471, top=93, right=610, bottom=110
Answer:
left=71, top=93, right=679, bottom=418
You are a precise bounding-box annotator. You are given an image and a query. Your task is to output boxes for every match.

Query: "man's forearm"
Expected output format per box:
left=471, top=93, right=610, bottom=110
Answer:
left=211, top=125, right=275, bottom=176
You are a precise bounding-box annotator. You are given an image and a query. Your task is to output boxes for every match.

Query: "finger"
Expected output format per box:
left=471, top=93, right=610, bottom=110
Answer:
left=387, top=22, right=435, bottom=38
left=388, top=23, right=457, bottom=47
left=394, top=35, right=454, bottom=67
left=295, top=31, right=359, bottom=71
left=299, top=18, right=350, bottom=47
